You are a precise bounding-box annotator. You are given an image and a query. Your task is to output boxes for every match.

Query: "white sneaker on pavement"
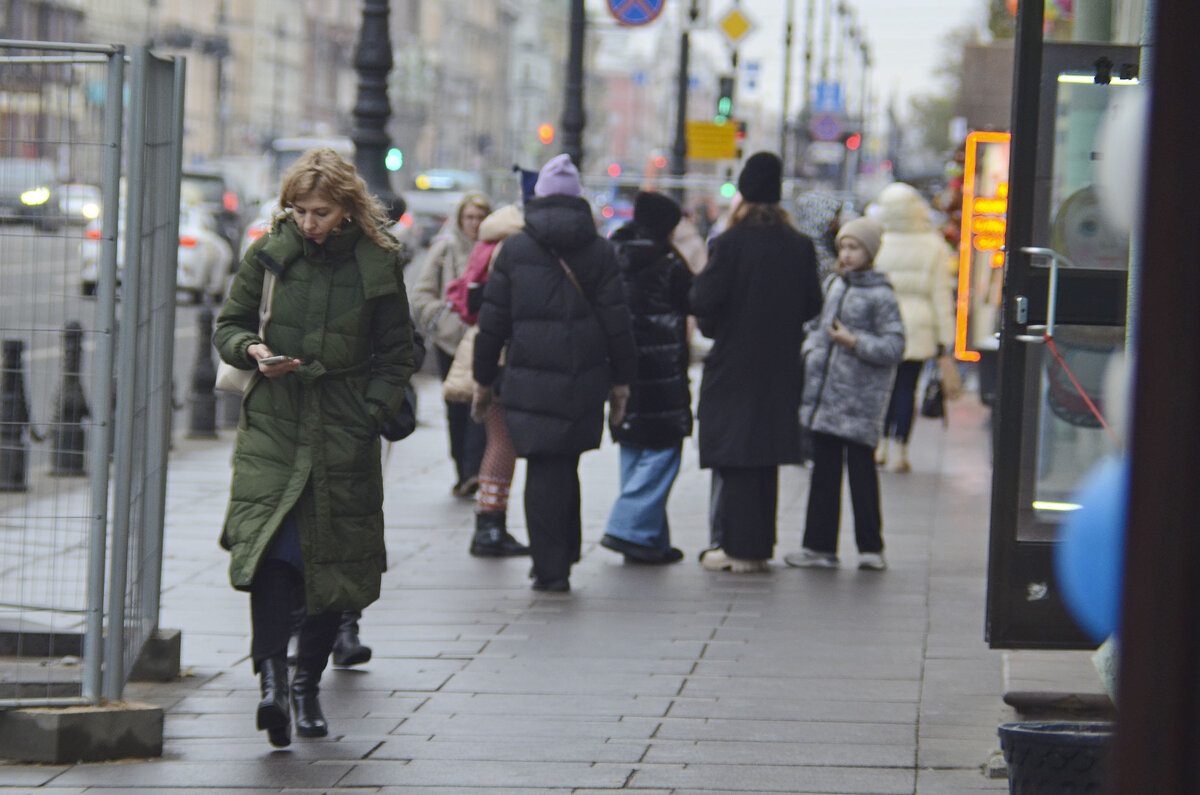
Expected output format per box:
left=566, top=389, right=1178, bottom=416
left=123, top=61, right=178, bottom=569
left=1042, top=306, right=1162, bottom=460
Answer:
left=783, top=548, right=839, bottom=568
left=858, top=552, right=888, bottom=571
left=699, top=548, right=770, bottom=573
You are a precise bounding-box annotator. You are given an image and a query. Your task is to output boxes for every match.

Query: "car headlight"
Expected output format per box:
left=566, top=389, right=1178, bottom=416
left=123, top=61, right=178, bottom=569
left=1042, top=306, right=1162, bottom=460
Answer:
left=21, top=187, right=51, bottom=206
left=82, top=202, right=100, bottom=220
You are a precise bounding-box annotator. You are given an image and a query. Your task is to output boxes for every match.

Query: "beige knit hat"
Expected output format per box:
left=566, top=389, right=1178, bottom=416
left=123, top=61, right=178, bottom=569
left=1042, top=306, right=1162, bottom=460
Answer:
left=835, top=216, right=884, bottom=261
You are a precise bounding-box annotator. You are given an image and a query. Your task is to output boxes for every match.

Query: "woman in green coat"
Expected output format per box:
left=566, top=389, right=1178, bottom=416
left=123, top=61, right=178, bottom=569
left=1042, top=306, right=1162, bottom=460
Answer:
left=214, top=148, right=416, bottom=747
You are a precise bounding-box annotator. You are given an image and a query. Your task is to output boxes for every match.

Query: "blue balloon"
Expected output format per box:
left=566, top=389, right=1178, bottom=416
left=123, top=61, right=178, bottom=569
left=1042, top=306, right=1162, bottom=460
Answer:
left=1055, top=457, right=1129, bottom=643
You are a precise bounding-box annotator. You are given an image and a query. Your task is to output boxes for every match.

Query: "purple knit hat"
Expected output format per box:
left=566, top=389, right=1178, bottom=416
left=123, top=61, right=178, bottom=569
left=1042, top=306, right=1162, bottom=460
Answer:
left=534, top=153, right=584, bottom=198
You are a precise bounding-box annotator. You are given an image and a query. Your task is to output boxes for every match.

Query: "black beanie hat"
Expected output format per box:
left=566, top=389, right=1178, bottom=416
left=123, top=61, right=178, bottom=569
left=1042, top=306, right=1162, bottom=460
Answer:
left=737, top=151, right=783, bottom=204
left=633, top=191, right=682, bottom=239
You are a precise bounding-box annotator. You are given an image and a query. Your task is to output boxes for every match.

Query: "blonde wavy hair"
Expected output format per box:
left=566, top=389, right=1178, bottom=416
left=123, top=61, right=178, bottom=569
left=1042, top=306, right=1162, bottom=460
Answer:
left=275, top=147, right=398, bottom=250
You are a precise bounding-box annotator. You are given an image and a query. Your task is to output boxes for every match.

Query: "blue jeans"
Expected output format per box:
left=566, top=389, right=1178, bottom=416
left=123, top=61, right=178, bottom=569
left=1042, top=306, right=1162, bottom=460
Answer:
left=604, top=444, right=682, bottom=551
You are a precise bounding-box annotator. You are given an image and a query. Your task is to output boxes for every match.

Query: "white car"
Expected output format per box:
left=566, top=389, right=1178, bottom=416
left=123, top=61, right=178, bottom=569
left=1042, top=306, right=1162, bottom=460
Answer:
left=81, top=205, right=235, bottom=303
left=57, top=183, right=102, bottom=226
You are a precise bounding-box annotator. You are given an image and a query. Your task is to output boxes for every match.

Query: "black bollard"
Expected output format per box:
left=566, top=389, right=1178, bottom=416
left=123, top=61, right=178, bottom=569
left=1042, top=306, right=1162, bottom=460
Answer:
left=187, top=308, right=218, bottom=439
left=50, top=322, right=90, bottom=476
left=0, top=340, right=31, bottom=492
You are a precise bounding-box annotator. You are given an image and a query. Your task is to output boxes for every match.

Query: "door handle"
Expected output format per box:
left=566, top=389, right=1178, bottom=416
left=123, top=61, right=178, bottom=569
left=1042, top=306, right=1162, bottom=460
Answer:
left=1013, top=246, right=1077, bottom=343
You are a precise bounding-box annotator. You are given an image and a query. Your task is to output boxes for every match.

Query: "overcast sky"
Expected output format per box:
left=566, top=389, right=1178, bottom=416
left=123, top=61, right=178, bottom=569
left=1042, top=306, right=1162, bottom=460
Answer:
left=590, top=0, right=986, bottom=115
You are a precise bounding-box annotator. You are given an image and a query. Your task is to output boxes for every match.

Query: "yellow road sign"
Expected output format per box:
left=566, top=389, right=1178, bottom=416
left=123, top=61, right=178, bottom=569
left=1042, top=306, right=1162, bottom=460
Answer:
left=717, top=6, right=755, bottom=47
left=686, top=120, right=737, bottom=160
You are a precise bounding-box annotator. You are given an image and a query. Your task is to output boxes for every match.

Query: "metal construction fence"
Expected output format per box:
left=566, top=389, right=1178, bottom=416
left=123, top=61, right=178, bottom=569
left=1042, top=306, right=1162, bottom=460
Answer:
left=0, top=40, right=184, bottom=707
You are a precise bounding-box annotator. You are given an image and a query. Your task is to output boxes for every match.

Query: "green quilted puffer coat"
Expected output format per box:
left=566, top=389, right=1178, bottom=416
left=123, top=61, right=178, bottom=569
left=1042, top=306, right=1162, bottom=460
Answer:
left=213, top=216, right=415, bottom=615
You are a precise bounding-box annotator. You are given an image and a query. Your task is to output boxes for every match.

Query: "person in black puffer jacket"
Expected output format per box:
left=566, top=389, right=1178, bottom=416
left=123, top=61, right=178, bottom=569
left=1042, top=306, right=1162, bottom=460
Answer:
left=599, top=192, right=693, bottom=565
left=472, top=154, right=637, bottom=593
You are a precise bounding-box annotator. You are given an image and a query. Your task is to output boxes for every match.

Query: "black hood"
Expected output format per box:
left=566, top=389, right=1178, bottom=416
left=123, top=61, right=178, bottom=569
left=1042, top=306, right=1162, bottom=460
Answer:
left=522, top=195, right=598, bottom=254
left=612, top=222, right=673, bottom=273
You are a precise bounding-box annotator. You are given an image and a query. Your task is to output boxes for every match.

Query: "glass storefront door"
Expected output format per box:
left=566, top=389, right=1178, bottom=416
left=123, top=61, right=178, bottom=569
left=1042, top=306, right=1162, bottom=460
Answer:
left=986, top=42, right=1140, bottom=649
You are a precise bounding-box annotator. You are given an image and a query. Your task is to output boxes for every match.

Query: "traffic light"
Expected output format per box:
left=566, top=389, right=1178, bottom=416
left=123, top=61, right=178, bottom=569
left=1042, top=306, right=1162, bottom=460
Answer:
left=385, top=147, right=403, bottom=171
left=607, top=162, right=622, bottom=178
left=715, top=75, right=734, bottom=123
left=537, top=123, right=555, bottom=145
left=844, top=132, right=862, bottom=151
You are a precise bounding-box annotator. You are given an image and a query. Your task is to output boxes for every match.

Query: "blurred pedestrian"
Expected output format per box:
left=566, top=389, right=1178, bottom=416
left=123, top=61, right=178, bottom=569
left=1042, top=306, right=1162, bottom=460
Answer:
left=792, top=189, right=844, bottom=280
left=455, top=202, right=530, bottom=557
left=691, top=152, right=823, bottom=573
left=411, top=192, right=492, bottom=497
left=787, top=216, right=905, bottom=571
left=600, top=191, right=693, bottom=565
left=871, top=183, right=959, bottom=473
left=472, top=153, right=637, bottom=592
left=214, top=147, right=416, bottom=746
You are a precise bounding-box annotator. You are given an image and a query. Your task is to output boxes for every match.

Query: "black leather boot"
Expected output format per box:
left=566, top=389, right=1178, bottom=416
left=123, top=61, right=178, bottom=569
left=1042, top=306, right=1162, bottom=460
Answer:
left=469, top=511, right=530, bottom=557
left=256, top=656, right=291, bottom=747
left=331, top=609, right=372, bottom=667
left=291, top=659, right=329, bottom=738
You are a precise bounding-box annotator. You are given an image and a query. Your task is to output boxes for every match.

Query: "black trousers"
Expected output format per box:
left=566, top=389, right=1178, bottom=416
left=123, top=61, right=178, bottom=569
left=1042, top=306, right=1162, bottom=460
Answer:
left=250, top=559, right=339, bottom=672
left=435, top=346, right=486, bottom=483
left=802, top=431, right=883, bottom=555
left=524, top=453, right=582, bottom=582
left=710, top=466, right=779, bottom=560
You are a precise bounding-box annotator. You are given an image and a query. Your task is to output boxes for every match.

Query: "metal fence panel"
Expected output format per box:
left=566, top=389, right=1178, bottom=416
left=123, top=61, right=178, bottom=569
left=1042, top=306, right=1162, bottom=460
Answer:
left=0, top=40, right=182, bottom=707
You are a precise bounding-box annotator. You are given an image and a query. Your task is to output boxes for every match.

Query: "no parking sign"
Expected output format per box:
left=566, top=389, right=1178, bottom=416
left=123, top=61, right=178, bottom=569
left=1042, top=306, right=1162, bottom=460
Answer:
left=606, top=0, right=666, bottom=26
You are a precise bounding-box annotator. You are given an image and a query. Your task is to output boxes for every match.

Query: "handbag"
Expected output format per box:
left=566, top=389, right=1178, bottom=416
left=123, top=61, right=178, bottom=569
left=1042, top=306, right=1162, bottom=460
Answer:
left=215, top=269, right=277, bottom=394
left=920, top=372, right=946, bottom=422
left=441, top=325, right=478, bottom=404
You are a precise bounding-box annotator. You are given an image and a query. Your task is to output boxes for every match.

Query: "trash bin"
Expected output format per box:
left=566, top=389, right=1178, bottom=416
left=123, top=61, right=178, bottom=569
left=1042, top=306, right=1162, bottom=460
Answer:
left=998, top=721, right=1112, bottom=794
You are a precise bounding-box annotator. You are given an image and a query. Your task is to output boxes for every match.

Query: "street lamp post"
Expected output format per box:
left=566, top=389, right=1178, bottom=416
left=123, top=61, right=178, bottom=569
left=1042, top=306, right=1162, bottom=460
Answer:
left=351, top=0, right=400, bottom=217
left=561, top=0, right=587, bottom=168
left=671, top=1, right=701, bottom=204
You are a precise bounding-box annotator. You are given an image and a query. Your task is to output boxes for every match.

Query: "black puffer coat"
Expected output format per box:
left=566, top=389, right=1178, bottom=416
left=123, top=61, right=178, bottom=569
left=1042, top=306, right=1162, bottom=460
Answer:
left=608, top=222, right=693, bottom=449
left=474, top=194, right=637, bottom=456
left=690, top=218, right=823, bottom=468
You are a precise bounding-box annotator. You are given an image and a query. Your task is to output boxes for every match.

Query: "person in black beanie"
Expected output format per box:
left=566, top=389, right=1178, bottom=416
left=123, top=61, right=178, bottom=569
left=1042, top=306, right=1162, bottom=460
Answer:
left=600, top=191, right=694, bottom=564
left=690, top=152, right=824, bottom=572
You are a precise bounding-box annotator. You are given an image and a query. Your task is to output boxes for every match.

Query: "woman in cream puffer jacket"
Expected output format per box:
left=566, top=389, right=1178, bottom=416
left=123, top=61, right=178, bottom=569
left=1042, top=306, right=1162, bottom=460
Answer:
left=870, top=183, right=956, bottom=472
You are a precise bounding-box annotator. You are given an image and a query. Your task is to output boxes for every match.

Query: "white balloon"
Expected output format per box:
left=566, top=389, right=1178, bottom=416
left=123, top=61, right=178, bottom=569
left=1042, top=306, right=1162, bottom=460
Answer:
left=1094, top=86, right=1148, bottom=237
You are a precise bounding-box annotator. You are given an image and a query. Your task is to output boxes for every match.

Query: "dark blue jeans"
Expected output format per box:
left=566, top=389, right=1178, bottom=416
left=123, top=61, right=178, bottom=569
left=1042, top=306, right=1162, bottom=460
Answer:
left=882, top=359, right=924, bottom=444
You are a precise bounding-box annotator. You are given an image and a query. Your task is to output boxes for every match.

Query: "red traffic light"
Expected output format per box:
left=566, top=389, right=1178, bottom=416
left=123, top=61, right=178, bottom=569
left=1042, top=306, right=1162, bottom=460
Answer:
left=537, top=123, right=555, bottom=145
left=845, top=133, right=862, bottom=151
left=607, top=162, right=622, bottom=178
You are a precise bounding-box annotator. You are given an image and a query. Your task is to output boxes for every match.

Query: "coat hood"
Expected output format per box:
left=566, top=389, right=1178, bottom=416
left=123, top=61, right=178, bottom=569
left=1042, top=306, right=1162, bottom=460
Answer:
left=479, top=203, right=524, bottom=242
left=839, top=269, right=893, bottom=289
left=612, top=222, right=674, bottom=274
left=875, top=182, right=932, bottom=233
left=522, top=194, right=598, bottom=253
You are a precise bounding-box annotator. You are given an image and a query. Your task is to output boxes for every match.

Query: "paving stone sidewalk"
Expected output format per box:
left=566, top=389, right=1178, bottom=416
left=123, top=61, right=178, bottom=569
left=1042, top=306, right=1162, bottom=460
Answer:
left=0, top=371, right=1102, bottom=793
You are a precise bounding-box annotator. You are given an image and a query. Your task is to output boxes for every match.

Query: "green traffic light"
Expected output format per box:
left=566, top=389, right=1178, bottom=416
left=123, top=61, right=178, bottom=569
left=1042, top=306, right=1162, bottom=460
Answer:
left=385, top=148, right=403, bottom=171
left=720, top=182, right=736, bottom=199
left=718, top=97, right=732, bottom=116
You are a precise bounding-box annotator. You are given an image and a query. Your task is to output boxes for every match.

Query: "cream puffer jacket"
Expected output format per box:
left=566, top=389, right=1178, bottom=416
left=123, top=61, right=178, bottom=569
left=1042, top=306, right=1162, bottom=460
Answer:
left=872, top=183, right=956, bottom=361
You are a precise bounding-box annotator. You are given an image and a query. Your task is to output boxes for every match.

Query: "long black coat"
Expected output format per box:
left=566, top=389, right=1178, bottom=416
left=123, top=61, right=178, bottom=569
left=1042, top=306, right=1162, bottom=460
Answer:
left=690, top=218, right=823, bottom=468
left=609, top=222, right=693, bottom=449
left=474, top=195, right=636, bottom=457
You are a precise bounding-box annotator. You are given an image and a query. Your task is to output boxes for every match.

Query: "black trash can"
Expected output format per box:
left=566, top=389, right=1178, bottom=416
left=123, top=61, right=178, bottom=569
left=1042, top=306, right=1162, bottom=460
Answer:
left=998, top=721, right=1112, bottom=794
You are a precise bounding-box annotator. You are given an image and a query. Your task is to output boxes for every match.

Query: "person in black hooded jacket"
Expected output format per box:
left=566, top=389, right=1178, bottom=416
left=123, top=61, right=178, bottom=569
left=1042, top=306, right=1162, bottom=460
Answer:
left=599, top=191, right=693, bottom=565
left=472, top=154, right=637, bottom=592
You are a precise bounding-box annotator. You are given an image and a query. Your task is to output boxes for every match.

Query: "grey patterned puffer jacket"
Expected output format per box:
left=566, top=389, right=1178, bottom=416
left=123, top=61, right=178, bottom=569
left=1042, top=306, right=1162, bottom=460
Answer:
left=800, top=270, right=905, bottom=448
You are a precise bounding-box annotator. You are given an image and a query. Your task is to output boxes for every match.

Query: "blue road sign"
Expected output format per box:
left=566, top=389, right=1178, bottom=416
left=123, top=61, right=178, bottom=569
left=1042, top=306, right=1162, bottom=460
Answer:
left=809, top=112, right=843, bottom=142
left=813, top=82, right=844, bottom=114
left=607, top=0, right=666, bottom=26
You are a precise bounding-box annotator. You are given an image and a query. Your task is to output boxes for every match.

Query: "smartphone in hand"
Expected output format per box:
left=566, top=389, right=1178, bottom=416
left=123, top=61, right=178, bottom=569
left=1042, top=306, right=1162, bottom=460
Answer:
left=258, top=354, right=291, bottom=366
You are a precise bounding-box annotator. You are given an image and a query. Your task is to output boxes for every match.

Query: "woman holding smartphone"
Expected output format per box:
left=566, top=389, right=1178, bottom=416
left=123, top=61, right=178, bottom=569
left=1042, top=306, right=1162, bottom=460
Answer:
left=214, top=148, right=416, bottom=747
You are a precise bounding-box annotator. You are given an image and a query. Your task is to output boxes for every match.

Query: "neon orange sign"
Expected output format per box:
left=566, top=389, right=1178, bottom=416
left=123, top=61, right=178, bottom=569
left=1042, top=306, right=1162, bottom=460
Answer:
left=955, top=131, right=1012, bottom=362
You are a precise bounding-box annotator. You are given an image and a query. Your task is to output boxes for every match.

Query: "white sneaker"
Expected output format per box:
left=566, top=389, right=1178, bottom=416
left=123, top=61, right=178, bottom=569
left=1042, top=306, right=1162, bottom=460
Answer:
left=858, top=552, right=888, bottom=571
left=700, top=548, right=770, bottom=573
left=783, top=548, right=839, bottom=568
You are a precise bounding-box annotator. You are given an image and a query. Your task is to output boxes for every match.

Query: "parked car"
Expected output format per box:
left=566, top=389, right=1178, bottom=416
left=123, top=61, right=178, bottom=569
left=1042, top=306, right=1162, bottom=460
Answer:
left=402, top=169, right=483, bottom=248
left=0, top=157, right=61, bottom=231
left=81, top=205, right=235, bottom=304
left=57, top=183, right=102, bottom=226
left=181, top=170, right=245, bottom=249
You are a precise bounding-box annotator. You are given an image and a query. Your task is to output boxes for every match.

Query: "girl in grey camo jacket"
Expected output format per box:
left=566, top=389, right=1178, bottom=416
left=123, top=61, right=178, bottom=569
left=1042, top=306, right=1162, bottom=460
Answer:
left=795, top=217, right=905, bottom=568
